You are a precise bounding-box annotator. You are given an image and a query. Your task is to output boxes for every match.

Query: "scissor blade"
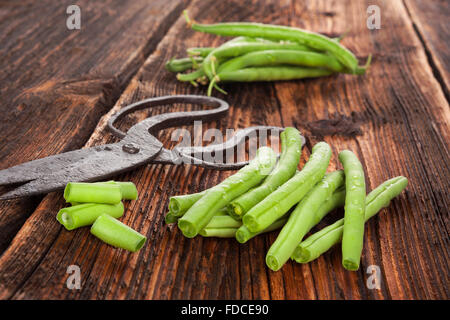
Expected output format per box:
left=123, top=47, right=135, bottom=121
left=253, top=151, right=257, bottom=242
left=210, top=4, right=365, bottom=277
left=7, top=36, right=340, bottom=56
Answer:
left=0, top=141, right=162, bottom=200
left=0, top=147, right=96, bottom=186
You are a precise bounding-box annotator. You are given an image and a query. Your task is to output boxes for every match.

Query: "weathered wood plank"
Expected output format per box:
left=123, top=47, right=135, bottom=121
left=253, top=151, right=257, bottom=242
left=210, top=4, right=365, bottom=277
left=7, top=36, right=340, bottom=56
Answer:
left=0, top=0, right=448, bottom=300
left=272, top=0, right=449, bottom=299
left=404, top=0, right=450, bottom=99
left=0, top=0, right=187, bottom=252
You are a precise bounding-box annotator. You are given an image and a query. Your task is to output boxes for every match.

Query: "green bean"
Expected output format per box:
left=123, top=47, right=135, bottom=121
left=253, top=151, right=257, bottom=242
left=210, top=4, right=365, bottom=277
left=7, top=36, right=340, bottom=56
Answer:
left=99, top=181, right=138, bottom=200
left=208, top=66, right=332, bottom=96
left=177, top=68, right=205, bottom=82
left=169, top=190, right=206, bottom=217
left=293, top=176, right=408, bottom=263
left=165, top=56, right=203, bottom=73
left=178, top=146, right=277, bottom=238
left=216, top=66, right=333, bottom=82
left=228, top=127, right=303, bottom=219
left=218, top=50, right=345, bottom=73
left=64, top=182, right=122, bottom=204
left=164, top=211, right=179, bottom=224
left=265, top=170, right=345, bottom=271
left=187, top=47, right=215, bottom=57
left=243, top=142, right=332, bottom=233
left=201, top=215, right=288, bottom=239
left=184, top=10, right=361, bottom=72
left=202, top=41, right=313, bottom=80
left=235, top=216, right=288, bottom=243
left=199, top=227, right=238, bottom=238
left=339, top=150, right=366, bottom=271
left=57, top=202, right=124, bottom=231
left=90, top=214, right=146, bottom=252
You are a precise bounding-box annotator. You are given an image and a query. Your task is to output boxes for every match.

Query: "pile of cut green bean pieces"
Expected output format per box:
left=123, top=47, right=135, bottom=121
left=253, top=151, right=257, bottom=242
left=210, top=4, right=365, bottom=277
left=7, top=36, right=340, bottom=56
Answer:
left=166, top=127, right=408, bottom=271
left=56, top=181, right=146, bottom=253
left=165, top=11, right=372, bottom=96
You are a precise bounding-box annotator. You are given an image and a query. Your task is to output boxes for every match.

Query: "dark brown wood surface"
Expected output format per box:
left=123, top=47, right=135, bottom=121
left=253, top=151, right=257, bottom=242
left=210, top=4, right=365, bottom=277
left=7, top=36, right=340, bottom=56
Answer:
left=0, top=0, right=448, bottom=299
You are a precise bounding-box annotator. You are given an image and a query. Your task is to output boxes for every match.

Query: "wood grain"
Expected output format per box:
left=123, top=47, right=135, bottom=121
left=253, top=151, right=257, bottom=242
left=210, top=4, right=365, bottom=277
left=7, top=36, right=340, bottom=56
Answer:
left=0, top=0, right=448, bottom=299
left=0, top=0, right=187, bottom=252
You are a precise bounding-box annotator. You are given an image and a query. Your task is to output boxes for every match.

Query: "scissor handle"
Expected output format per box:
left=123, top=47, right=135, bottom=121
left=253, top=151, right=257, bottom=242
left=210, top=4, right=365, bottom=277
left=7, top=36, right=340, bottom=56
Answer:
left=108, top=95, right=229, bottom=139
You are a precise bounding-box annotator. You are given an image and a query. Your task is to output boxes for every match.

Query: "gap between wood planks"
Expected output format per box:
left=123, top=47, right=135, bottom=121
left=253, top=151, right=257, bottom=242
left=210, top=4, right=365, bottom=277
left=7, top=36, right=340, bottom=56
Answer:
left=402, top=0, right=450, bottom=103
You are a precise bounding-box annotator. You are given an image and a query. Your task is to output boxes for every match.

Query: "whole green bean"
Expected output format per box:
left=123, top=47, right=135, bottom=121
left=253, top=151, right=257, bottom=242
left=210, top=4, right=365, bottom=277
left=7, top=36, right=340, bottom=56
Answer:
left=90, top=214, right=146, bottom=252
left=228, top=127, right=303, bottom=219
left=178, top=146, right=277, bottom=238
left=165, top=56, right=203, bottom=73
left=201, top=215, right=288, bottom=239
left=184, top=10, right=360, bottom=72
left=218, top=50, right=345, bottom=73
left=202, top=42, right=313, bottom=80
left=243, top=142, right=332, bottom=233
left=339, top=150, right=366, bottom=271
left=265, top=170, right=345, bottom=271
left=293, top=176, right=408, bottom=263
left=177, top=68, right=205, bottom=82
left=235, top=216, right=288, bottom=243
left=208, top=66, right=332, bottom=96
left=64, top=182, right=122, bottom=204
left=57, top=202, right=124, bottom=231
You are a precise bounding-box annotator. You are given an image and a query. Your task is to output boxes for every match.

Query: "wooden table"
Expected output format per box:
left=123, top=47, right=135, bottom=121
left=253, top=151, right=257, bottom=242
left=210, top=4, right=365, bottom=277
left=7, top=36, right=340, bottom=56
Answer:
left=0, top=0, right=448, bottom=300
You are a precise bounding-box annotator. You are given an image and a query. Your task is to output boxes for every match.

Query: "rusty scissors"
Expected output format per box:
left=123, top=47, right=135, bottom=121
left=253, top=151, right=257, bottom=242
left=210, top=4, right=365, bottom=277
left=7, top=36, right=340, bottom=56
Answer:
left=0, top=95, right=288, bottom=200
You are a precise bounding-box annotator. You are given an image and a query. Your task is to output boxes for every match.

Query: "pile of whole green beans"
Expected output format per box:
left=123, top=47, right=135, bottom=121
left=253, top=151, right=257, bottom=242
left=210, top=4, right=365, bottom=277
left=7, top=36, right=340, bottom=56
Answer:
left=56, top=181, right=147, bottom=253
left=166, top=127, right=408, bottom=271
left=165, top=11, right=371, bottom=96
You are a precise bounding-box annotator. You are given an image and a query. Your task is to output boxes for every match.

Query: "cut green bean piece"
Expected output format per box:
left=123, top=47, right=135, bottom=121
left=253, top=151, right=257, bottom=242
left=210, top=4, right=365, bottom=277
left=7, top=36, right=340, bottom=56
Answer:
left=293, top=176, right=408, bottom=263
left=203, top=215, right=242, bottom=229
left=339, top=150, right=366, bottom=271
left=199, top=227, right=238, bottom=238
left=164, top=211, right=179, bottom=224
left=94, top=181, right=138, bottom=200
left=243, top=142, right=332, bottom=233
left=228, top=127, right=303, bottom=219
left=178, top=146, right=277, bottom=238
left=90, top=214, right=146, bottom=252
left=64, top=182, right=122, bottom=204
left=235, top=217, right=288, bottom=243
left=266, top=170, right=345, bottom=271
left=57, top=202, right=124, bottom=231
left=169, top=190, right=206, bottom=217
left=187, top=47, right=215, bottom=57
